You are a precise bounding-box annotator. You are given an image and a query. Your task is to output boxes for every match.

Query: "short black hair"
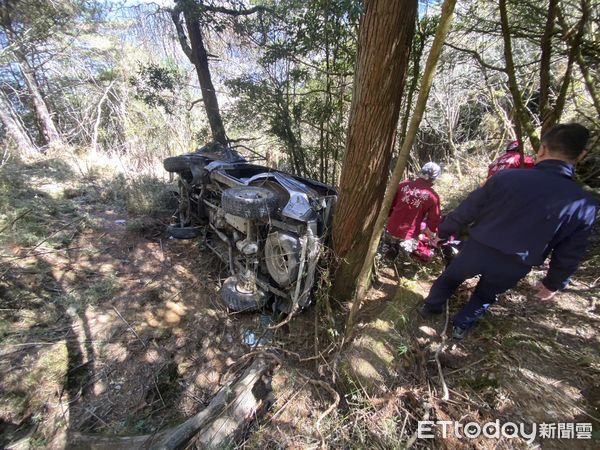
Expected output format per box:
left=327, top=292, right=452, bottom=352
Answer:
left=541, top=123, right=590, bottom=160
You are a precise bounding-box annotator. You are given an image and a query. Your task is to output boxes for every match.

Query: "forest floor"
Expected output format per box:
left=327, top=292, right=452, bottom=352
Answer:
left=0, top=154, right=598, bottom=449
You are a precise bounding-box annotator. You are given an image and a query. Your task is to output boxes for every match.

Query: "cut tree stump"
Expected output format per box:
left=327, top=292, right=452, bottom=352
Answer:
left=67, top=357, right=277, bottom=450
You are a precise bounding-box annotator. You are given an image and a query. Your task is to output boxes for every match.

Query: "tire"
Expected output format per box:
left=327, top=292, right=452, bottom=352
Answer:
left=221, top=187, right=278, bottom=220
left=167, top=224, right=202, bottom=239
left=163, top=155, right=206, bottom=173
left=219, top=276, right=268, bottom=312
left=164, top=155, right=191, bottom=173
left=264, top=231, right=301, bottom=287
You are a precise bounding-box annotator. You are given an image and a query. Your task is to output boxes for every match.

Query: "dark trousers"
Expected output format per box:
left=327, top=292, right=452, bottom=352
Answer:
left=424, top=239, right=531, bottom=328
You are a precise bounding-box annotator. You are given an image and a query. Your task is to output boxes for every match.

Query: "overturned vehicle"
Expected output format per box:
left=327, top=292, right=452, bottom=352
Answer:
left=164, top=143, right=337, bottom=315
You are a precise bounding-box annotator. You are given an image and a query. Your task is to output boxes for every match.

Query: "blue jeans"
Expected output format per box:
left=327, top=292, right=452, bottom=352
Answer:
left=424, top=239, right=531, bottom=328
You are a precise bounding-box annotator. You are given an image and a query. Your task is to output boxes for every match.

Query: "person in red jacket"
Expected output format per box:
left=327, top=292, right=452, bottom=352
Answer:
left=487, top=140, right=535, bottom=179
left=385, top=162, right=442, bottom=259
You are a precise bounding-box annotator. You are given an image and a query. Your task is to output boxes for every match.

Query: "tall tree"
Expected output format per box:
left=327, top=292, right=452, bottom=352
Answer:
left=0, top=88, right=36, bottom=155
left=226, top=0, right=358, bottom=181
left=445, top=0, right=595, bottom=151
left=171, top=0, right=267, bottom=145
left=331, top=0, right=418, bottom=301
left=569, top=0, right=599, bottom=118
left=498, top=0, right=539, bottom=150
left=345, top=0, right=458, bottom=334
left=171, top=0, right=227, bottom=144
left=0, top=0, right=76, bottom=147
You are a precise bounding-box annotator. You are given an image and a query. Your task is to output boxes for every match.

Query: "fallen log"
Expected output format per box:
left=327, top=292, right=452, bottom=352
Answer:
left=67, top=356, right=277, bottom=450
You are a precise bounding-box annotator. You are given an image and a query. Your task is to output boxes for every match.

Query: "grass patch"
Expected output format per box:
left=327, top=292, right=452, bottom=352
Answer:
left=85, top=275, right=120, bottom=303
left=87, top=173, right=175, bottom=217
left=57, top=275, right=121, bottom=311
left=460, top=374, right=499, bottom=391
left=0, top=317, right=12, bottom=342
left=29, top=436, right=48, bottom=448
left=395, top=343, right=409, bottom=357
left=0, top=153, right=172, bottom=254
left=340, top=284, right=423, bottom=395
left=24, top=344, right=69, bottom=391
left=6, top=343, right=70, bottom=417
left=122, top=176, right=176, bottom=216
left=435, top=170, right=484, bottom=212
left=502, top=334, right=553, bottom=354
left=126, top=216, right=166, bottom=236
left=0, top=157, right=88, bottom=251
left=0, top=390, right=29, bottom=416
left=151, top=326, right=172, bottom=341
left=1, top=209, right=46, bottom=247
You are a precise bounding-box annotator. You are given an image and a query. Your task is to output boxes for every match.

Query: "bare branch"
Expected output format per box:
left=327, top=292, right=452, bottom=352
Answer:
left=443, top=42, right=506, bottom=72
left=198, top=4, right=269, bottom=17
left=187, top=97, right=203, bottom=111
left=170, top=7, right=192, bottom=61
left=499, top=0, right=540, bottom=150
left=552, top=0, right=589, bottom=126
left=539, top=0, right=559, bottom=132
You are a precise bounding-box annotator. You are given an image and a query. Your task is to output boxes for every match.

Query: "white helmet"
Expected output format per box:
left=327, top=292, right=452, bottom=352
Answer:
left=419, top=162, right=441, bottom=180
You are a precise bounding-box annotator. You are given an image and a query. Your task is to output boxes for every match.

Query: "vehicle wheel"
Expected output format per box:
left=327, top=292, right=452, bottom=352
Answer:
left=221, top=187, right=278, bottom=220
left=164, top=155, right=191, bottom=173
left=219, top=276, right=268, bottom=312
left=167, top=224, right=202, bottom=239
left=164, top=156, right=208, bottom=183
left=264, top=231, right=301, bottom=287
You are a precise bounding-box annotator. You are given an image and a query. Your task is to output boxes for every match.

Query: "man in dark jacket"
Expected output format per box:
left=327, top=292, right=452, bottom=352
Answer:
left=418, top=123, right=597, bottom=339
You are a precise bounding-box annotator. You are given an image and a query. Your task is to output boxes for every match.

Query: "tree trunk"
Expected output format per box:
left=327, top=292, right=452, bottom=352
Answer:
left=343, top=0, right=457, bottom=336
left=91, top=81, right=115, bottom=153
left=499, top=0, right=540, bottom=151
left=179, top=5, right=227, bottom=145
left=154, top=357, right=273, bottom=449
left=331, top=0, right=418, bottom=301
left=67, top=357, right=276, bottom=450
left=571, top=1, right=599, bottom=117
left=1, top=3, right=62, bottom=148
left=577, top=50, right=600, bottom=117
left=399, top=25, right=426, bottom=175
left=539, top=0, right=559, bottom=135
left=399, top=24, right=427, bottom=143
left=16, top=54, right=62, bottom=147
left=547, top=3, right=589, bottom=130
left=0, top=89, right=37, bottom=156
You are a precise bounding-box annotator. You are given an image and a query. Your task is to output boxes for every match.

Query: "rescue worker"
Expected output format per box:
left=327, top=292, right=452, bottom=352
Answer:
left=385, top=162, right=442, bottom=259
left=418, top=123, right=597, bottom=339
left=487, top=139, right=535, bottom=179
